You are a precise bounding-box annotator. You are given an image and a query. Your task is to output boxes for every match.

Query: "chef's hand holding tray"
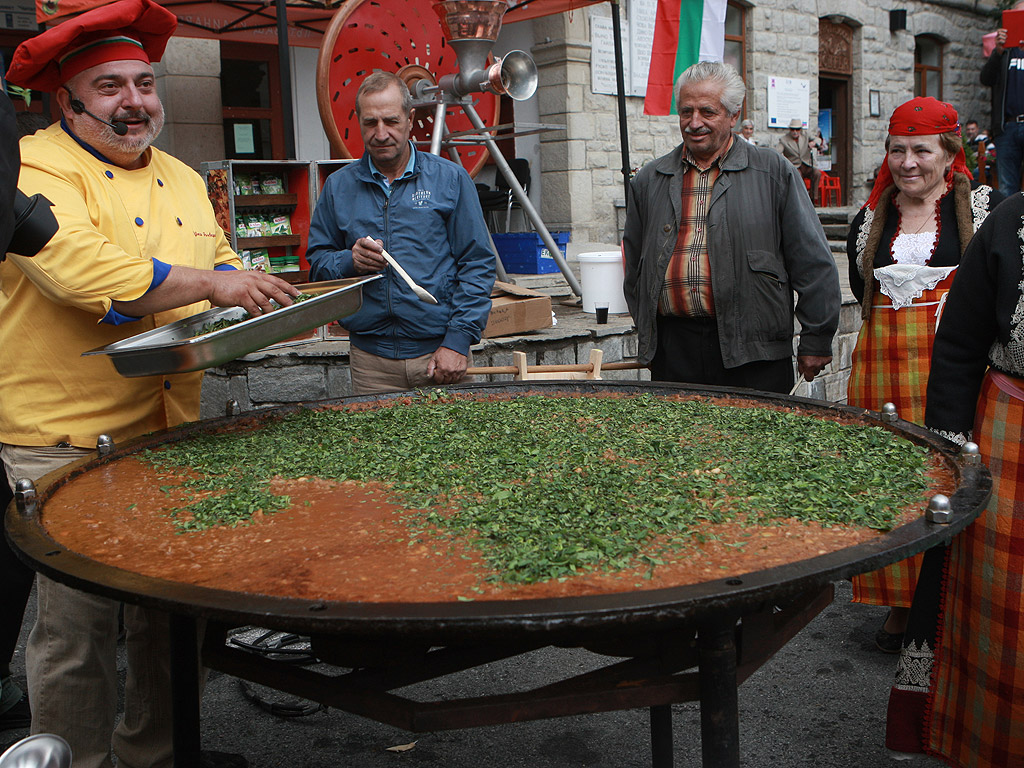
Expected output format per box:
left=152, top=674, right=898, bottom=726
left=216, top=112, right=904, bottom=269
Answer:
left=83, top=275, right=381, bottom=378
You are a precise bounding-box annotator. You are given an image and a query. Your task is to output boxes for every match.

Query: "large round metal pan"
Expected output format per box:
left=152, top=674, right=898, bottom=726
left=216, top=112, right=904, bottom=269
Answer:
left=4, top=381, right=990, bottom=643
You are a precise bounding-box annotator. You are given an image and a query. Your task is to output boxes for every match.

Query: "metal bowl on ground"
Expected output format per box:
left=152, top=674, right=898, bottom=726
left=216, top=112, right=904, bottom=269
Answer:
left=0, top=735, right=72, bottom=768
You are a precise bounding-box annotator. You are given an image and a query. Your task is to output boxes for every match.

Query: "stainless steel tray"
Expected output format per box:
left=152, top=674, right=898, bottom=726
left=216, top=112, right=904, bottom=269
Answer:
left=83, top=275, right=380, bottom=378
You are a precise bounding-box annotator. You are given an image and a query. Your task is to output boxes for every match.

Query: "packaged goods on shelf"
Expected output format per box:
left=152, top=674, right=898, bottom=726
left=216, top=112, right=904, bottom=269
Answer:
left=266, top=214, right=292, bottom=235
left=259, top=173, right=285, bottom=194
left=248, top=248, right=270, bottom=272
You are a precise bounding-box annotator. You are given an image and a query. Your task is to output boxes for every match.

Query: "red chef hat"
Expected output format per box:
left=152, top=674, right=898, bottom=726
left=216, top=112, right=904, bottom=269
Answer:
left=865, top=96, right=971, bottom=210
left=6, top=0, right=177, bottom=92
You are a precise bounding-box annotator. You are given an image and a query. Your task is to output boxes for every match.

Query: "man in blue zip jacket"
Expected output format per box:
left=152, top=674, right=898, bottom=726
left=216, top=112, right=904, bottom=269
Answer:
left=307, top=72, right=495, bottom=394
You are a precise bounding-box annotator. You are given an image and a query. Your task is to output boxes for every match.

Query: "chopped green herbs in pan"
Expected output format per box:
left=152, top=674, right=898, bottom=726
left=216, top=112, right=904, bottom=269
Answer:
left=141, top=393, right=932, bottom=584
left=194, top=293, right=315, bottom=337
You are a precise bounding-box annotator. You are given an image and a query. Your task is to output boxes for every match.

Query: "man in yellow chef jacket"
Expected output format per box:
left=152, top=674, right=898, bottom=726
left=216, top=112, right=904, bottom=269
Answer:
left=0, top=1, right=295, bottom=765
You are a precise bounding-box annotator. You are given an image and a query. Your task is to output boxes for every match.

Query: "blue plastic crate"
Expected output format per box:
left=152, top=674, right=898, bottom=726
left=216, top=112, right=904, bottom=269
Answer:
left=491, top=231, right=569, bottom=274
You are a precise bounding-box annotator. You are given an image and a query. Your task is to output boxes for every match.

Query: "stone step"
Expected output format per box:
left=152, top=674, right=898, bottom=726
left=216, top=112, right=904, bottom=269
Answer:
left=815, top=206, right=856, bottom=224
left=822, top=223, right=848, bottom=240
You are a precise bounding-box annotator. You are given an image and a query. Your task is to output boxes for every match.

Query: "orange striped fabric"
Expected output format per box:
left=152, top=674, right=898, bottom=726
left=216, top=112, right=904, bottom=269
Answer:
left=924, top=372, right=1024, bottom=767
left=848, top=275, right=954, bottom=607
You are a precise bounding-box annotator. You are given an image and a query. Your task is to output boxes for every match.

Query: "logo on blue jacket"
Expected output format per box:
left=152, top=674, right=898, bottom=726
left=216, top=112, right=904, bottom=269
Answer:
left=412, top=189, right=432, bottom=208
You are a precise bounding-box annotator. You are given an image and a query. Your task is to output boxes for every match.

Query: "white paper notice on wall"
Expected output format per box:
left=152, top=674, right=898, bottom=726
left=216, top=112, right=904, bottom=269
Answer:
left=629, top=0, right=657, bottom=97
left=767, top=76, right=810, bottom=129
left=0, top=0, right=36, bottom=31
left=590, top=14, right=630, bottom=96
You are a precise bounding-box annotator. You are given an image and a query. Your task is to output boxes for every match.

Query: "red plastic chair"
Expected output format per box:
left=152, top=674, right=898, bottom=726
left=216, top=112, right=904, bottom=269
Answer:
left=818, top=173, right=841, bottom=206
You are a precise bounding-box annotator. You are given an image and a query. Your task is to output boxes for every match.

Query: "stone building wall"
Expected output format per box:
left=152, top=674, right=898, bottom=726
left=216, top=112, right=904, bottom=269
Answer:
left=528, top=0, right=998, bottom=245
left=153, top=37, right=226, bottom=170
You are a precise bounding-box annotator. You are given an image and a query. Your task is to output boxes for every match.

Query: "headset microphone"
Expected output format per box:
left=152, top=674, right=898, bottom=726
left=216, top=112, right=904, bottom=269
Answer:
left=68, top=96, right=130, bottom=136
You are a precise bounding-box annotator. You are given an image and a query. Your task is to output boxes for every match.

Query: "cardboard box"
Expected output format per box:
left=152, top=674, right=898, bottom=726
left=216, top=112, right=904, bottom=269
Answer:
left=483, top=281, right=553, bottom=338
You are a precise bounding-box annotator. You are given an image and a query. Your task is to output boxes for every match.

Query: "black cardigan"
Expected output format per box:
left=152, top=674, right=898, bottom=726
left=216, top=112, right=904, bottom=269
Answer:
left=925, top=193, right=1024, bottom=434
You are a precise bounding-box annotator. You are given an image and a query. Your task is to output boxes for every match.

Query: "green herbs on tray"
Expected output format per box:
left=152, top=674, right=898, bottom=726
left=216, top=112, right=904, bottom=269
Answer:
left=140, top=393, right=933, bottom=584
left=193, top=293, right=314, bottom=337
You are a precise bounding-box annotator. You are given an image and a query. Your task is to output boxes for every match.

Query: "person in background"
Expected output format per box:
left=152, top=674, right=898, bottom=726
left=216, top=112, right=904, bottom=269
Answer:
left=964, top=118, right=995, bottom=177
left=622, top=61, right=840, bottom=393
left=306, top=72, right=494, bottom=395
left=777, top=118, right=823, bottom=205
left=1, top=0, right=297, bottom=765
left=883, top=190, right=1024, bottom=767
left=981, top=0, right=1024, bottom=194
left=737, top=118, right=756, bottom=144
left=845, top=97, right=1002, bottom=653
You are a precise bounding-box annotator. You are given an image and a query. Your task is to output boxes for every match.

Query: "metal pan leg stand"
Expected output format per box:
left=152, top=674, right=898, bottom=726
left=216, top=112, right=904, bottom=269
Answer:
left=697, top=616, right=740, bottom=768
left=650, top=704, right=674, bottom=767
left=169, top=613, right=202, bottom=768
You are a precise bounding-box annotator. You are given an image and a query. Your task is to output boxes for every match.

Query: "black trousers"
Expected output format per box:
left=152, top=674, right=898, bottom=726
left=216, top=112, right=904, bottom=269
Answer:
left=650, top=315, right=794, bottom=394
left=1, top=474, right=33, bottom=677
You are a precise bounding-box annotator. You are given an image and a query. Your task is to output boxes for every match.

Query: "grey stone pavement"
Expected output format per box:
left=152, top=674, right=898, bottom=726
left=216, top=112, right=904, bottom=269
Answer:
left=3, top=580, right=946, bottom=768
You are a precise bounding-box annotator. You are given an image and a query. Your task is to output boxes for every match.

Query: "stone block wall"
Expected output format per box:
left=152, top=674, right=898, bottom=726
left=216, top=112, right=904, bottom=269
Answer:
left=153, top=37, right=225, bottom=171
left=199, top=325, right=651, bottom=419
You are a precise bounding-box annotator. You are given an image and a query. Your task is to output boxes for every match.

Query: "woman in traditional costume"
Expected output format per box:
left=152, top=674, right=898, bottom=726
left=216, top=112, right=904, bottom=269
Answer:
left=884, top=190, right=1024, bottom=767
left=845, top=97, right=1001, bottom=651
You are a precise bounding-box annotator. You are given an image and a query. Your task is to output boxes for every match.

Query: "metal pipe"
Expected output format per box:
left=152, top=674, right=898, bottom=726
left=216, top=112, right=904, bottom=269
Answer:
left=463, top=102, right=584, bottom=297
left=430, top=100, right=447, bottom=156
left=610, top=0, right=631, bottom=203
left=485, top=229, right=509, bottom=282
left=275, top=0, right=296, bottom=159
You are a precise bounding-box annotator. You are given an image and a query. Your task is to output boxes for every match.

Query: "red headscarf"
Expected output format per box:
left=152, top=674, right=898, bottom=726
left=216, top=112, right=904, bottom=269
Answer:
left=864, top=96, right=972, bottom=210
left=6, top=0, right=176, bottom=92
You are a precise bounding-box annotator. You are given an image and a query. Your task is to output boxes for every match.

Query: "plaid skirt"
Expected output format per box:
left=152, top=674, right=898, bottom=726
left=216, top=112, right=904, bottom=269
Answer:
left=848, top=278, right=952, bottom=607
left=886, top=371, right=1024, bottom=766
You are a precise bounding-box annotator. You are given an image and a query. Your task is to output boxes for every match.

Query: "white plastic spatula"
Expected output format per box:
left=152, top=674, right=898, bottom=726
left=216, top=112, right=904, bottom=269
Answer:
left=378, top=245, right=439, bottom=305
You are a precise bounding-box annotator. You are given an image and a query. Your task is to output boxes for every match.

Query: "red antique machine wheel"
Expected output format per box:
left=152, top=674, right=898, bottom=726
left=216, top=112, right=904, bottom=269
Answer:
left=315, top=0, right=501, bottom=177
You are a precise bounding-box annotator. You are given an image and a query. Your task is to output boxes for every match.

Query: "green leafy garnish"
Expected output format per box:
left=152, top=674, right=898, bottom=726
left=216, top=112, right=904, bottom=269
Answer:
left=140, top=393, right=931, bottom=584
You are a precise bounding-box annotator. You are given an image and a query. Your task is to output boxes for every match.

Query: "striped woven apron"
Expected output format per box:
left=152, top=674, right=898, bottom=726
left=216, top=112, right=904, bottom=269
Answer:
left=848, top=271, right=956, bottom=607
left=886, top=370, right=1024, bottom=766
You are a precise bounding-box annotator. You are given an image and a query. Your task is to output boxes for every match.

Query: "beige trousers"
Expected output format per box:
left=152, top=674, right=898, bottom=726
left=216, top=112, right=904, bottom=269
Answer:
left=349, top=346, right=474, bottom=396
left=2, top=444, right=174, bottom=768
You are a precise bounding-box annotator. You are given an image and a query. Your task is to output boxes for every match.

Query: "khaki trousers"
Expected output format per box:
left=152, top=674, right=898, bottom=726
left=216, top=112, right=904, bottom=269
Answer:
left=349, top=346, right=474, bottom=396
left=2, top=444, right=174, bottom=768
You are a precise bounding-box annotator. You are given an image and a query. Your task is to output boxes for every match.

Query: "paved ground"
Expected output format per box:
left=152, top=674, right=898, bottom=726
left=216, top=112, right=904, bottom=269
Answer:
left=3, top=581, right=945, bottom=768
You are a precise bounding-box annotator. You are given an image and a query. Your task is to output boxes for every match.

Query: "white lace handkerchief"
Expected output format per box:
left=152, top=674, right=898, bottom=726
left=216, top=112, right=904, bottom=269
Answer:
left=874, top=264, right=956, bottom=310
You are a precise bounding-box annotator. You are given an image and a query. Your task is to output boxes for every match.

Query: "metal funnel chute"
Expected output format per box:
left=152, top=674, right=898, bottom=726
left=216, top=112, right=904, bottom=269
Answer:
left=431, top=1, right=538, bottom=101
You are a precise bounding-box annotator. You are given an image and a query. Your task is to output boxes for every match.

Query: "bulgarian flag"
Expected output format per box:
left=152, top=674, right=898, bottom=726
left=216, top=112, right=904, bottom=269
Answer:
left=643, top=0, right=728, bottom=116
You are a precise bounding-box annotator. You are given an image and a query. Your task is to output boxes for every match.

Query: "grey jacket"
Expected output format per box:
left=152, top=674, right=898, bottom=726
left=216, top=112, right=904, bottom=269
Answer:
left=622, top=138, right=840, bottom=368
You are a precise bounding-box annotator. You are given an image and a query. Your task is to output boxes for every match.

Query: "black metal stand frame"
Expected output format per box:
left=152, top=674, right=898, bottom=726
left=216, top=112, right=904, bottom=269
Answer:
left=167, top=585, right=834, bottom=768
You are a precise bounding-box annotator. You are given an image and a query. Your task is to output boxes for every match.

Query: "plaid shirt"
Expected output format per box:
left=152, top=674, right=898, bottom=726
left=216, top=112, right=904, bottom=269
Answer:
left=658, top=148, right=724, bottom=318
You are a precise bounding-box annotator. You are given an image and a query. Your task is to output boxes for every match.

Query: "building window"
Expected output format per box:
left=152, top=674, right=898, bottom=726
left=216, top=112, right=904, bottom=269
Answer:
left=723, top=2, right=746, bottom=84
left=914, top=36, right=943, bottom=99
left=220, top=42, right=284, bottom=159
